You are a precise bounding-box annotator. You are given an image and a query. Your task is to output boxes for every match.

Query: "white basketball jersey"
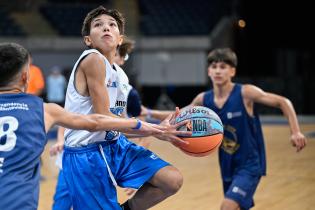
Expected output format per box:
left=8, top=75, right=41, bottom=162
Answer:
left=113, top=63, right=133, bottom=117
left=64, top=49, right=119, bottom=147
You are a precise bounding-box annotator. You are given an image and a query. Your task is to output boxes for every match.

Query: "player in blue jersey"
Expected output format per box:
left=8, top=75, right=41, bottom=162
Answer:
left=59, top=6, right=190, bottom=210
left=0, top=42, right=170, bottom=210
left=189, top=48, right=307, bottom=210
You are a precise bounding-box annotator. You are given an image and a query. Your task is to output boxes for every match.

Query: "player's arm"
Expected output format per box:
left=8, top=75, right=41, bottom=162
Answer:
left=82, top=53, right=116, bottom=117
left=151, top=92, right=204, bottom=146
left=49, top=126, right=65, bottom=156
left=126, top=87, right=172, bottom=121
left=153, top=107, right=191, bottom=147
left=127, top=107, right=192, bottom=146
left=82, top=54, right=151, bottom=135
left=44, top=103, right=164, bottom=135
left=140, top=105, right=174, bottom=121
left=190, top=92, right=205, bottom=106
left=138, top=92, right=206, bottom=121
left=242, top=84, right=306, bottom=152
left=136, top=137, right=151, bottom=148
left=127, top=87, right=142, bottom=117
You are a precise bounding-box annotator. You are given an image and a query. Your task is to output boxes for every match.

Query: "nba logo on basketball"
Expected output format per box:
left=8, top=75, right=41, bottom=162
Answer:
left=176, top=106, right=223, bottom=157
left=192, top=119, right=207, bottom=131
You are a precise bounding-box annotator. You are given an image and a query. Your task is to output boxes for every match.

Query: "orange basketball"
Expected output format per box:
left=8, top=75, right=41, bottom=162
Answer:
left=176, top=106, right=223, bottom=157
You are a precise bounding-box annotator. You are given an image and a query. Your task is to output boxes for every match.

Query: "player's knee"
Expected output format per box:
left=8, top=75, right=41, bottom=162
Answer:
left=164, top=169, right=183, bottom=195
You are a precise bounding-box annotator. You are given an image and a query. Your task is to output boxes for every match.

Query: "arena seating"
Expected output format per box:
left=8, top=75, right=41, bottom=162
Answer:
left=138, top=0, right=226, bottom=36
left=40, top=4, right=98, bottom=36
left=0, top=8, right=25, bottom=36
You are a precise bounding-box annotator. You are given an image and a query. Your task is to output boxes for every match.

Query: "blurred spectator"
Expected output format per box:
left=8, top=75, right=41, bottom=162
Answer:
left=27, top=55, right=45, bottom=96
left=46, top=66, right=66, bottom=106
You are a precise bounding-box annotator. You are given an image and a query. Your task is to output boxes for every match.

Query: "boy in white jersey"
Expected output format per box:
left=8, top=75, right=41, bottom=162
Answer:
left=0, top=43, right=166, bottom=210
left=50, top=37, right=185, bottom=209
left=61, top=6, right=190, bottom=210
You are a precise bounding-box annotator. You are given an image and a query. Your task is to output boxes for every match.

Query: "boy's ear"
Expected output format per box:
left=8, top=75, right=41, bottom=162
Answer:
left=230, top=67, right=236, bottom=77
left=118, top=35, right=124, bottom=46
left=21, top=61, right=30, bottom=83
left=21, top=70, right=27, bottom=82
left=84, top=36, right=92, bottom=47
left=21, top=68, right=29, bottom=91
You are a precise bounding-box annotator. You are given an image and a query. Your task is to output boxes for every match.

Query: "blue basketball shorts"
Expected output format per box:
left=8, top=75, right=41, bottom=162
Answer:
left=62, top=135, right=170, bottom=210
left=52, top=169, right=72, bottom=210
left=223, top=172, right=261, bottom=210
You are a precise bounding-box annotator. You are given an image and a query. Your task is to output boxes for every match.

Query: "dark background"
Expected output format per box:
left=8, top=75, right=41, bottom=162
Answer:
left=1, top=0, right=314, bottom=114
left=142, top=0, right=314, bottom=114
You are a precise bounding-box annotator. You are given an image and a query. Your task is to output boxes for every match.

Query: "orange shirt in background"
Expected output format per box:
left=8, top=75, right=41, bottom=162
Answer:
left=27, top=64, right=45, bottom=96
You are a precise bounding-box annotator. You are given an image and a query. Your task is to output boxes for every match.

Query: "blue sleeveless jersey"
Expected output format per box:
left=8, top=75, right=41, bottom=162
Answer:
left=203, top=84, right=266, bottom=181
left=0, top=93, right=46, bottom=210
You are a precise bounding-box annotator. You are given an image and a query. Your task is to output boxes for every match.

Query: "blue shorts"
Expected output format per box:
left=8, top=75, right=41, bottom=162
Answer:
left=62, top=135, right=169, bottom=210
left=52, top=170, right=72, bottom=210
left=223, top=172, right=261, bottom=210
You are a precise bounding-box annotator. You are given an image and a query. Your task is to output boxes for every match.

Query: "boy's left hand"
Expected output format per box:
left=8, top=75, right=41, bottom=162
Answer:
left=155, top=107, right=192, bottom=147
left=290, top=132, right=307, bottom=152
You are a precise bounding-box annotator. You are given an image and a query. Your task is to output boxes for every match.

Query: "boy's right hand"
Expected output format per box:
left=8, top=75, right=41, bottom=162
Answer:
left=136, top=120, right=165, bottom=136
left=49, top=141, right=64, bottom=156
left=154, top=107, right=192, bottom=147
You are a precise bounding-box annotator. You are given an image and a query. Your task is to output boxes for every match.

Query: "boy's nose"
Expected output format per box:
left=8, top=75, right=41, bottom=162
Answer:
left=103, top=24, right=110, bottom=31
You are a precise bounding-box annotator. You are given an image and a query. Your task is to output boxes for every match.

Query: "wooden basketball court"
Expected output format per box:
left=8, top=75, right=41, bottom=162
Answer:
left=39, top=124, right=315, bottom=210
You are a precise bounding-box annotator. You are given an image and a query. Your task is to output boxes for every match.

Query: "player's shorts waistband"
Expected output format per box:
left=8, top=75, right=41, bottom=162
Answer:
left=64, top=140, right=117, bottom=153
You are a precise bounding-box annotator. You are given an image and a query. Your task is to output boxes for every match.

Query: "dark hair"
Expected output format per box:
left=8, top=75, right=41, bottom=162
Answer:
left=81, top=6, right=125, bottom=37
left=207, top=48, right=237, bottom=67
left=118, top=37, right=135, bottom=58
left=0, top=43, right=29, bottom=87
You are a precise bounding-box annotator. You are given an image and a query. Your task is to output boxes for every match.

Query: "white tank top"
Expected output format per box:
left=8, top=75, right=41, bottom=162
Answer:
left=113, top=63, right=132, bottom=117
left=64, top=49, right=119, bottom=147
